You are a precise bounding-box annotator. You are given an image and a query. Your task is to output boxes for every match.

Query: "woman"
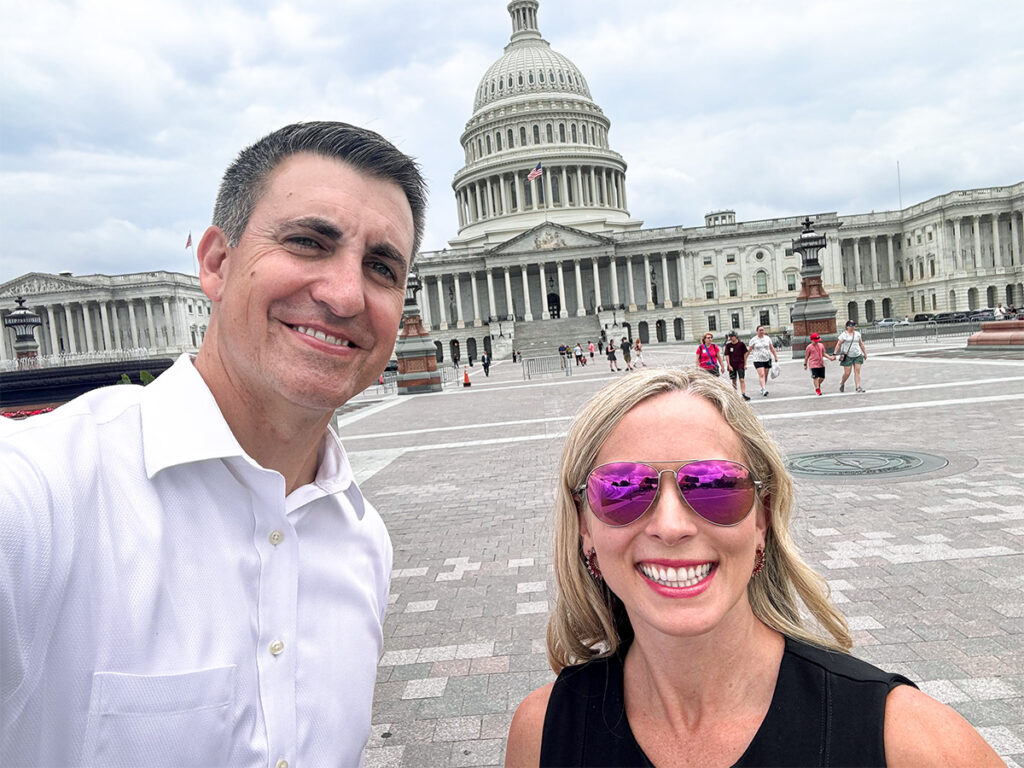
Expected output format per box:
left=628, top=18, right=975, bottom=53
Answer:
left=745, top=326, right=778, bottom=396
left=695, top=332, right=723, bottom=376
left=834, top=320, right=868, bottom=393
left=607, top=342, right=620, bottom=372
left=633, top=338, right=646, bottom=367
left=505, top=368, right=999, bottom=767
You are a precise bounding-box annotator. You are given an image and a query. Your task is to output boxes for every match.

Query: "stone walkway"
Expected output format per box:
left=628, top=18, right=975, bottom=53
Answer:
left=339, top=340, right=1024, bottom=767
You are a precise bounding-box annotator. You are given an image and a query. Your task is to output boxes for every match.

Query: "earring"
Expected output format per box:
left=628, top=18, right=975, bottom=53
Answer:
left=752, top=547, right=766, bottom=575
left=585, top=548, right=603, bottom=580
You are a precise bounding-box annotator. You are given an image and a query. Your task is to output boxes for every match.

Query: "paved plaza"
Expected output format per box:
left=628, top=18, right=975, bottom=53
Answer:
left=340, top=339, right=1024, bottom=767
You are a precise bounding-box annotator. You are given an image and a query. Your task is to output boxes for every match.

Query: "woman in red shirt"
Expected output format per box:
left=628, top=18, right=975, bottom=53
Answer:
left=696, top=332, right=724, bottom=376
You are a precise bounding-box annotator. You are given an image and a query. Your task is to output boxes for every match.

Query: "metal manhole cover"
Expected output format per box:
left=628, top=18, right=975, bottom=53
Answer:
left=785, top=450, right=948, bottom=479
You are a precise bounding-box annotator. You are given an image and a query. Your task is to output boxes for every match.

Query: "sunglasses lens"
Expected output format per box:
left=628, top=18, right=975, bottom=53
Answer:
left=676, top=460, right=756, bottom=525
left=587, top=462, right=659, bottom=526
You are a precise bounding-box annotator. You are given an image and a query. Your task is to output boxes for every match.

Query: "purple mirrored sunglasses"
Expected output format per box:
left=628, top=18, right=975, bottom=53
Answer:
left=576, top=459, right=762, bottom=527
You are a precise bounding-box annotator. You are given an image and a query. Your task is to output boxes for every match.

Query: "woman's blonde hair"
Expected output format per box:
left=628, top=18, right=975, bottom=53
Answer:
left=546, top=367, right=851, bottom=672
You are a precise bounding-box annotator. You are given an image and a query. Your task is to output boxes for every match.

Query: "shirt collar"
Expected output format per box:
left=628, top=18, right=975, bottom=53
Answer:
left=141, top=355, right=356, bottom=502
left=141, top=354, right=248, bottom=479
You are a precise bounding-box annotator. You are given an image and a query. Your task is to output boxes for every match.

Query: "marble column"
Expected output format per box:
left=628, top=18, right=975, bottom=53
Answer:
left=161, top=299, right=174, bottom=346
left=886, top=237, right=896, bottom=284
left=543, top=169, right=553, bottom=210
left=610, top=258, right=620, bottom=307
left=992, top=215, right=1002, bottom=267
left=850, top=239, right=862, bottom=287
left=47, top=307, right=60, bottom=355
left=1011, top=213, right=1022, bottom=266
left=643, top=253, right=654, bottom=309
left=486, top=268, right=497, bottom=320
left=539, top=263, right=549, bottom=319
left=515, top=174, right=524, bottom=214
left=592, top=259, right=603, bottom=310
left=869, top=238, right=879, bottom=285
left=620, top=174, right=628, bottom=211
left=972, top=217, right=981, bottom=268
left=574, top=260, right=585, bottom=316
left=556, top=262, right=567, bottom=318
left=66, top=304, right=79, bottom=353
left=473, top=184, right=483, bottom=221
left=144, top=299, right=157, bottom=349
left=660, top=252, right=671, bottom=307
left=574, top=166, right=583, bottom=208
left=452, top=273, right=465, bottom=328
left=503, top=267, right=514, bottom=319
left=953, top=219, right=962, bottom=271
left=81, top=302, right=95, bottom=352
left=100, top=301, right=113, bottom=350
left=560, top=167, right=569, bottom=207
left=470, top=273, right=482, bottom=326
left=521, top=265, right=533, bottom=321
left=626, top=256, right=637, bottom=312
left=436, top=277, right=449, bottom=330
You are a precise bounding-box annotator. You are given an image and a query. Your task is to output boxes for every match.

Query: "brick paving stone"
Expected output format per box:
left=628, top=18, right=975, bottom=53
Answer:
left=352, top=344, right=1024, bottom=766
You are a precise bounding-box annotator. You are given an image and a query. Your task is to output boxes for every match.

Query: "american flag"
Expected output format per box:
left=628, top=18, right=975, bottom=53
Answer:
left=527, top=162, right=543, bottom=181
left=185, top=232, right=192, bottom=249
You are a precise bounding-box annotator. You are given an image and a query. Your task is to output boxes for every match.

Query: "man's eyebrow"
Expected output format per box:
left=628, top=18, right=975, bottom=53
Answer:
left=280, top=216, right=343, bottom=241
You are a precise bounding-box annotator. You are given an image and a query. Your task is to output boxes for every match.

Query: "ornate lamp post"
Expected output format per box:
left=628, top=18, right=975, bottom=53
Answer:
left=3, top=297, right=43, bottom=369
left=394, top=273, right=443, bottom=394
left=789, top=218, right=839, bottom=358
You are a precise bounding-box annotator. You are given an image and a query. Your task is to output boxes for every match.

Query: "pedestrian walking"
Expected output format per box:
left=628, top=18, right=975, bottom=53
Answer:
left=633, top=338, right=646, bottom=367
left=452, top=339, right=461, bottom=367
left=606, top=343, right=620, bottom=371
left=835, top=320, right=868, bottom=393
left=724, top=330, right=750, bottom=400
left=620, top=337, right=633, bottom=370
left=588, top=340, right=595, bottom=360
left=803, top=333, right=835, bottom=395
left=481, top=350, right=491, bottom=376
left=558, top=342, right=568, bottom=368
left=746, top=325, right=778, bottom=396
left=573, top=342, right=584, bottom=366
left=696, top=332, right=724, bottom=377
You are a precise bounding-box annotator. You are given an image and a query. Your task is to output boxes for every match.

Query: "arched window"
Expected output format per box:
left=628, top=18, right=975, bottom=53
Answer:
left=546, top=124, right=553, bottom=142
left=498, top=78, right=503, bottom=91
left=507, top=128, right=514, bottom=148
left=755, top=270, right=768, bottom=294
left=558, top=71, right=564, bottom=83
left=485, top=135, right=491, bottom=154
left=559, top=123, right=566, bottom=142
left=520, top=126, right=527, bottom=146
left=539, top=71, right=545, bottom=83
left=477, top=139, right=483, bottom=157
left=518, top=73, right=524, bottom=86
left=552, top=175, right=560, bottom=204
left=533, top=125, right=540, bottom=144
left=528, top=71, right=534, bottom=84
left=571, top=124, right=578, bottom=142
left=508, top=76, right=513, bottom=88
left=495, top=132, right=502, bottom=151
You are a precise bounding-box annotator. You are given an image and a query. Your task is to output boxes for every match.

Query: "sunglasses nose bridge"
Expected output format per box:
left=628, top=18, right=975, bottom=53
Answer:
left=645, top=467, right=701, bottom=531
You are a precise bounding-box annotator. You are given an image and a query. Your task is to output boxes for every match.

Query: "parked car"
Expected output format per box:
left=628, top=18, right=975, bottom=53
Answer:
left=912, top=313, right=935, bottom=322
left=875, top=317, right=909, bottom=327
left=970, top=310, right=995, bottom=321
left=932, top=311, right=968, bottom=323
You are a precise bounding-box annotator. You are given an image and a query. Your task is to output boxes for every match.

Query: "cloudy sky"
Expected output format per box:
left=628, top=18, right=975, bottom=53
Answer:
left=2, top=0, right=1022, bottom=285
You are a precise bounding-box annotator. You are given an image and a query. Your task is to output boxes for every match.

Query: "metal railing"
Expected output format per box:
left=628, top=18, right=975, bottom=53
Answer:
left=859, top=320, right=985, bottom=347
left=0, top=348, right=155, bottom=373
left=522, top=355, right=574, bottom=380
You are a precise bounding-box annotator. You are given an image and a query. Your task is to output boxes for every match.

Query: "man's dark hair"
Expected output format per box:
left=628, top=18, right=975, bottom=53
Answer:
left=213, top=121, right=428, bottom=258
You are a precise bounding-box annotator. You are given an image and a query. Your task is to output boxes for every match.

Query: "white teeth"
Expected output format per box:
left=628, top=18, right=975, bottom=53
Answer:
left=639, top=563, right=712, bottom=588
left=293, top=325, right=352, bottom=348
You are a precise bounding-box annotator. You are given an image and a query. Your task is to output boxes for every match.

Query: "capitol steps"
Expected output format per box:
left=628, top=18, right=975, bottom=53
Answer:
left=513, top=315, right=602, bottom=357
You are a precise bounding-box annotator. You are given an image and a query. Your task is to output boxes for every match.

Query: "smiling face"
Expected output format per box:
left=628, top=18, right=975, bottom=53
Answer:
left=198, top=152, right=414, bottom=414
left=578, top=390, right=767, bottom=641
left=702, top=333, right=713, bottom=345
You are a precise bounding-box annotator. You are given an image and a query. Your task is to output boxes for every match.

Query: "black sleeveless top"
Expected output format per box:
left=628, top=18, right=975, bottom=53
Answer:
left=539, top=636, right=916, bottom=767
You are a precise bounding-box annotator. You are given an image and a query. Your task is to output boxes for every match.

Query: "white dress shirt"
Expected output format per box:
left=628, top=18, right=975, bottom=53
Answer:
left=1, top=354, right=392, bottom=767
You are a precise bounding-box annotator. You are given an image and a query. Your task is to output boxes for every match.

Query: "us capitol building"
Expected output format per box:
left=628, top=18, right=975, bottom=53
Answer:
left=2, top=0, right=1022, bottom=365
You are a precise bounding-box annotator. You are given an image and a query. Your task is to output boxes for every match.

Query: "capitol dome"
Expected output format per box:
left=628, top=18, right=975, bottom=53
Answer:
left=449, top=0, right=641, bottom=248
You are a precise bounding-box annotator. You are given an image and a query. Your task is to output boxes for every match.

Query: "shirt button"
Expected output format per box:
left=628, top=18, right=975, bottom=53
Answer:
left=268, top=530, right=284, bottom=546
left=270, top=640, right=285, bottom=656
left=276, top=760, right=289, bottom=768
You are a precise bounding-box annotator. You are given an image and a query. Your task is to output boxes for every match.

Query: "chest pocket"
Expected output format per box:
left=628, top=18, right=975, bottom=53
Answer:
left=81, top=666, right=236, bottom=767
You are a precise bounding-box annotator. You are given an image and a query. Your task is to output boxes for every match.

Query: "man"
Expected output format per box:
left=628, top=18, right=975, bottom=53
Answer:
left=620, top=336, right=633, bottom=370
left=0, top=122, right=427, bottom=766
left=724, top=330, right=750, bottom=400
left=481, top=349, right=491, bottom=376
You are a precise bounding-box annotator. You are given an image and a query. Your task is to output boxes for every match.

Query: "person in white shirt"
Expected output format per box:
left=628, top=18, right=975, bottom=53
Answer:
left=834, top=319, right=868, bottom=393
left=0, top=121, right=427, bottom=767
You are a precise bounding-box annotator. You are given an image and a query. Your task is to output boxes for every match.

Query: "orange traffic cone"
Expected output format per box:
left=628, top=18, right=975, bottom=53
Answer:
left=463, top=366, right=471, bottom=387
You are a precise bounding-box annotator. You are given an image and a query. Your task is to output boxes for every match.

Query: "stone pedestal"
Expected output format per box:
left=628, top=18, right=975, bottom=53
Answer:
left=967, top=319, right=1024, bottom=350
left=395, top=314, right=443, bottom=395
